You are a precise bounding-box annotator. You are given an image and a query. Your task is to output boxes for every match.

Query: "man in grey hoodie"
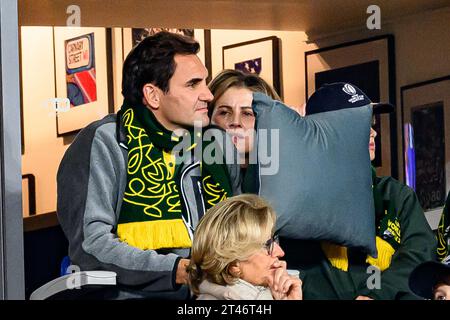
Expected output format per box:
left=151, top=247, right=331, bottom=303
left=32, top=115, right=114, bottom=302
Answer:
left=57, top=31, right=240, bottom=299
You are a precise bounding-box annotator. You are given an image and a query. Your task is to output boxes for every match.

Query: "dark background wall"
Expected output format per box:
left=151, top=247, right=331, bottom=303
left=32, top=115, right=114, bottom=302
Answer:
left=23, top=225, right=68, bottom=299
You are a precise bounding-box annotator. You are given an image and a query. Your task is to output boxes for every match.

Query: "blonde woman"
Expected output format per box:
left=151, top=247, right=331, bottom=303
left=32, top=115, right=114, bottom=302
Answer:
left=208, top=69, right=281, bottom=159
left=188, top=194, right=302, bottom=300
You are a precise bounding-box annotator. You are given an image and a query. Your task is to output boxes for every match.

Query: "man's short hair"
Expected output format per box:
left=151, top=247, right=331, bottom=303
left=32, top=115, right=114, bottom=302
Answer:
left=121, top=31, right=200, bottom=106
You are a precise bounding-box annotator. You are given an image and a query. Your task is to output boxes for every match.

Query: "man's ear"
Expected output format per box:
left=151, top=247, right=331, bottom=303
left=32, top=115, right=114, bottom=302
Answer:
left=142, top=83, right=161, bottom=110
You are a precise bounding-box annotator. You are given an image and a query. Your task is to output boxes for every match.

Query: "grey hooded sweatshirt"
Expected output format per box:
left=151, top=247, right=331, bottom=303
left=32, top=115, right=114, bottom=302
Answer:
left=57, top=112, right=241, bottom=298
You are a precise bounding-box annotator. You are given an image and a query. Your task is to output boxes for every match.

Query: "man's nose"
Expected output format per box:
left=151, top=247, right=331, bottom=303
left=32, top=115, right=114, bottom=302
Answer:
left=200, top=86, right=214, bottom=102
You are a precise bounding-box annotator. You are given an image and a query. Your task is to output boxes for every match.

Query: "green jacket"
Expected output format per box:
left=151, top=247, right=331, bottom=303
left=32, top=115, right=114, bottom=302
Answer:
left=437, top=191, right=450, bottom=260
left=282, top=169, right=437, bottom=300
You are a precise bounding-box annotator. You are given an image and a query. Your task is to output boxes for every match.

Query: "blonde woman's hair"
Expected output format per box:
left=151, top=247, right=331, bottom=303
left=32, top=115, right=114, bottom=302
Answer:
left=188, top=194, right=276, bottom=295
left=207, top=69, right=282, bottom=118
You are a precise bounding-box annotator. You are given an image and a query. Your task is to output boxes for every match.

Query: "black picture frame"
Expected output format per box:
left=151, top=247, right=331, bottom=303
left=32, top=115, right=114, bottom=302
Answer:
left=222, top=36, right=282, bottom=98
left=120, top=28, right=212, bottom=90
left=305, top=35, right=397, bottom=178
left=401, top=75, right=450, bottom=227
left=22, top=174, right=36, bottom=217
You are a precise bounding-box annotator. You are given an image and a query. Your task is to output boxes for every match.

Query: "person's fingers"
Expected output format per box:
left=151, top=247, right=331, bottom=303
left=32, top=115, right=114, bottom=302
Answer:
left=283, top=274, right=301, bottom=293
left=278, top=260, right=287, bottom=270
left=269, top=280, right=283, bottom=300
left=289, top=277, right=302, bottom=292
left=273, top=267, right=285, bottom=291
left=281, top=277, right=293, bottom=293
left=270, top=261, right=290, bottom=293
left=284, top=276, right=303, bottom=300
left=293, top=103, right=306, bottom=116
left=271, top=260, right=287, bottom=270
left=274, top=272, right=292, bottom=295
left=175, top=258, right=190, bottom=284
left=295, top=279, right=303, bottom=300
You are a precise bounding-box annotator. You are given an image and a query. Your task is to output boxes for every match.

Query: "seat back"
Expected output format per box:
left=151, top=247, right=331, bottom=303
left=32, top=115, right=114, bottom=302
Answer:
left=29, top=270, right=117, bottom=300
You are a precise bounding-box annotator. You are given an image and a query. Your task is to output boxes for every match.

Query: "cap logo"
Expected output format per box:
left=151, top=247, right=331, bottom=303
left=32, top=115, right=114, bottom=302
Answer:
left=343, top=84, right=356, bottom=95
left=342, top=84, right=364, bottom=104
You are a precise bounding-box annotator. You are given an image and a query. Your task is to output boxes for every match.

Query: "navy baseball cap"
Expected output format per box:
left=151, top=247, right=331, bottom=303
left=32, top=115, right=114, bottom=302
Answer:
left=409, top=255, right=450, bottom=299
left=305, top=82, right=394, bottom=115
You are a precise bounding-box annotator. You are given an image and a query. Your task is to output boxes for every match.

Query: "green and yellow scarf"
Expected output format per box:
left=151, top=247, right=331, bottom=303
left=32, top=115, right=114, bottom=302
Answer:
left=437, top=193, right=450, bottom=261
left=117, top=104, right=232, bottom=250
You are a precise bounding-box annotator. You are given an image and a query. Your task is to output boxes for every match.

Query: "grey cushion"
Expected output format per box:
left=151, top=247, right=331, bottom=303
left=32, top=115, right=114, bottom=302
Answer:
left=251, top=92, right=376, bottom=256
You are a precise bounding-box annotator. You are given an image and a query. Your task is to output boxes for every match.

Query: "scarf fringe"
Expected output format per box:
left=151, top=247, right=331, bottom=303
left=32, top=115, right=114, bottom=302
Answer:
left=322, top=236, right=394, bottom=272
left=117, top=219, right=192, bottom=250
left=366, top=237, right=395, bottom=271
left=321, top=242, right=349, bottom=271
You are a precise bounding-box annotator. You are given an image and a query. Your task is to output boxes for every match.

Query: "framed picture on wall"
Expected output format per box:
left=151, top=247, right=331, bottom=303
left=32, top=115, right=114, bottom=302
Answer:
left=54, top=27, right=111, bottom=136
left=114, top=28, right=211, bottom=108
left=121, top=28, right=209, bottom=71
left=222, top=36, right=281, bottom=98
left=305, top=35, right=397, bottom=178
left=401, top=75, right=450, bottom=227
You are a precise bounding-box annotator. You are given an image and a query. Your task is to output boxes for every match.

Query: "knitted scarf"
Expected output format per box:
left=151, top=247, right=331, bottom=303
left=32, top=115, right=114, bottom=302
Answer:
left=437, top=193, right=450, bottom=261
left=117, top=104, right=232, bottom=250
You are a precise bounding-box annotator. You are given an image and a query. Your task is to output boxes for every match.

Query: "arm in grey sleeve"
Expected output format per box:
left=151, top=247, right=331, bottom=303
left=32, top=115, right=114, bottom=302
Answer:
left=57, top=123, right=181, bottom=291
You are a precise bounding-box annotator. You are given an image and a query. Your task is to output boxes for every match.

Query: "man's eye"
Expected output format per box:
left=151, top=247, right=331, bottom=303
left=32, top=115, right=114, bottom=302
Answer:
left=218, top=111, right=230, bottom=116
left=243, top=112, right=254, bottom=117
left=187, top=81, right=200, bottom=88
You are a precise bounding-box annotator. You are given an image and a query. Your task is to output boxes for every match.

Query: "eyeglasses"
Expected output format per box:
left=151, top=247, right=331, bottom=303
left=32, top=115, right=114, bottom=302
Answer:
left=263, top=234, right=280, bottom=256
